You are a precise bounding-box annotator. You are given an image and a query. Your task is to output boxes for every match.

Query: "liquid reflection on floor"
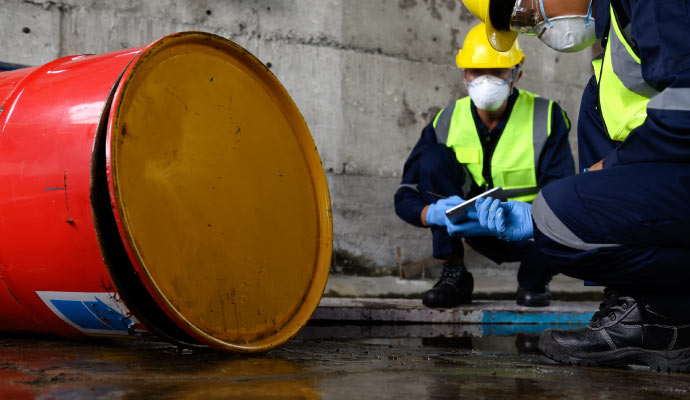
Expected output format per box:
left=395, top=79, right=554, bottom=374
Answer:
left=1, top=323, right=690, bottom=399
left=0, top=337, right=322, bottom=400
left=297, top=323, right=578, bottom=356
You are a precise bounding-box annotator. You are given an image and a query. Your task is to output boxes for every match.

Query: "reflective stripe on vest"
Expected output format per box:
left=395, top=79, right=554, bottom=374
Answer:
left=433, top=89, right=551, bottom=202
left=648, top=88, right=690, bottom=112
left=594, top=4, right=659, bottom=142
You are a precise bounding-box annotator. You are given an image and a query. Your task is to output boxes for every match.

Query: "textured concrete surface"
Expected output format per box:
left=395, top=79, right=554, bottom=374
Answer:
left=312, top=298, right=598, bottom=325
left=324, top=271, right=603, bottom=298
left=0, top=0, right=594, bottom=269
left=1, top=333, right=689, bottom=399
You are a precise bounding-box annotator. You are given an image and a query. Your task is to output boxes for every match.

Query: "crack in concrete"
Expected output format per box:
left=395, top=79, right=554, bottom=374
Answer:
left=21, top=0, right=74, bottom=12
left=239, top=32, right=454, bottom=66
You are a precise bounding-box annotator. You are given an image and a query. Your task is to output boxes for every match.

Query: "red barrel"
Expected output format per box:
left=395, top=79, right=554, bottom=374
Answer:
left=0, top=32, right=332, bottom=353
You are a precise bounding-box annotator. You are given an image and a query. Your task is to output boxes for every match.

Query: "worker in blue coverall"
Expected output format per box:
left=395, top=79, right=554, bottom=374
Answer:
left=461, top=0, right=690, bottom=372
left=394, top=22, right=574, bottom=308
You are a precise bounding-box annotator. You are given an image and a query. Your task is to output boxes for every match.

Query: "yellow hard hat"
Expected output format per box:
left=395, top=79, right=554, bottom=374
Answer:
left=456, top=23, right=524, bottom=69
left=461, top=0, right=518, bottom=52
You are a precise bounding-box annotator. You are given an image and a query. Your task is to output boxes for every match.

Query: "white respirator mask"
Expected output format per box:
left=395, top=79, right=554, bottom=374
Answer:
left=465, top=73, right=514, bottom=111
left=535, top=0, right=596, bottom=52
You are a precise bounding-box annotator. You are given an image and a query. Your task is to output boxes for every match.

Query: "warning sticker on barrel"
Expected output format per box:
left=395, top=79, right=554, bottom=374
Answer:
left=36, top=291, right=144, bottom=336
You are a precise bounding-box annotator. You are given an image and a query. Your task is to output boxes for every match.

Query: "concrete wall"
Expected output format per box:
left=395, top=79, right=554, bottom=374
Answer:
left=0, top=0, right=594, bottom=269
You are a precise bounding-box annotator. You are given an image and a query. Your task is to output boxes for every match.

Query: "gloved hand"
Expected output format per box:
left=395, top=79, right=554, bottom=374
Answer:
left=445, top=209, right=494, bottom=237
left=475, top=197, right=534, bottom=241
left=425, top=195, right=464, bottom=227
left=446, top=219, right=495, bottom=237
left=475, top=196, right=500, bottom=235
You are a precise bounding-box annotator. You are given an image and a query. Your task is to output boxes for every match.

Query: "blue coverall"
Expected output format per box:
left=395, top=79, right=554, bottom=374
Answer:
left=534, top=0, right=690, bottom=319
left=395, top=88, right=575, bottom=291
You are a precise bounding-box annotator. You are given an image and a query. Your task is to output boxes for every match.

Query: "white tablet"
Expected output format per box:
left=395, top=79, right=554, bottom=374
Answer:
left=445, top=186, right=502, bottom=223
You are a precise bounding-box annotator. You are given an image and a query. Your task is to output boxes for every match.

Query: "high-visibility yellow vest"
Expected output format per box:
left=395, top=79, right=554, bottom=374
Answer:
left=593, top=3, right=658, bottom=142
left=433, top=89, right=552, bottom=202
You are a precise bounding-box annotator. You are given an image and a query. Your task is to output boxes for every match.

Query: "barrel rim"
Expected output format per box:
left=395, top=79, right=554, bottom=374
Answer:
left=104, top=31, right=333, bottom=352
left=89, top=49, right=205, bottom=348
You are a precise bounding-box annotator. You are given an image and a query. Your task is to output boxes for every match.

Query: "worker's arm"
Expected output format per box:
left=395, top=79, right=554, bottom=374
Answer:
left=603, top=0, right=690, bottom=168
left=589, top=159, right=604, bottom=171
left=394, top=122, right=439, bottom=227
left=536, top=102, right=576, bottom=186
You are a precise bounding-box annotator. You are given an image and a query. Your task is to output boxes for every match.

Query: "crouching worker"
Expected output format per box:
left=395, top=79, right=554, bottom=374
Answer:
left=394, top=23, right=574, bottom=308
left=462, top=0, right=690, bottom=373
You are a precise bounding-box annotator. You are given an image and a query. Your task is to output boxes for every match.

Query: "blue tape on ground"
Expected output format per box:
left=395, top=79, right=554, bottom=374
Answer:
left=481, top=311, right=594, bottom=325
left=482, top=323, right=586, bottom=336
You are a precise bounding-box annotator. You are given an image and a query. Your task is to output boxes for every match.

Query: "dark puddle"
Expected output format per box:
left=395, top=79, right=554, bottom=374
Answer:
left=2, top=324, right=690, bottom=399
left=297, top=322, right=579, bottom=356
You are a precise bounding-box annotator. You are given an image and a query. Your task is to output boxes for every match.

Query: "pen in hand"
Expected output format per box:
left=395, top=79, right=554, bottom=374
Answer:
left=426, top=191, right=448, bottom=199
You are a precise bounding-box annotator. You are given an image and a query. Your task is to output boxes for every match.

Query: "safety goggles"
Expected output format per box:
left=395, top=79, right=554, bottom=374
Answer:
left=464, top=65, right=520, bottom=85
left=509, top=0, right=593, bottom=36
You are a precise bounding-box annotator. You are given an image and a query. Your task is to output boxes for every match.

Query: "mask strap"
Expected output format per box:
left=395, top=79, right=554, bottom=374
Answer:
left=538, top=0, right=552, bottom=28
left=463, top=70, right=473, bottom=88
left=511, top=66, right=521, bottom=85
left=507, top=66, right=520, bottom=90
left=584, top=0, right=593, bottom=27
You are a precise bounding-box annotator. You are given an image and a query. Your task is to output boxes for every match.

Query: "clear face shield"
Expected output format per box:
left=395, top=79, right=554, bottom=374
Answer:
left=510, top=0, right=542, bottom=35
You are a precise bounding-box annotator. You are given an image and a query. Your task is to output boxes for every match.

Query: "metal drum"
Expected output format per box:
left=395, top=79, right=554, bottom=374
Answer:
left=0, top=32, right=332, bottom=353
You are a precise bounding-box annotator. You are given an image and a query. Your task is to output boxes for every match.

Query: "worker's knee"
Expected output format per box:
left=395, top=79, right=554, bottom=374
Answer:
left=533, top=176, right=586, bottom=243
left=539, top=177, right=579, bottom=216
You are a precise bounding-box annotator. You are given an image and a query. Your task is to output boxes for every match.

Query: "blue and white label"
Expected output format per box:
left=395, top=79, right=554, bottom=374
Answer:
left=36, top=291, right=142, bottom=336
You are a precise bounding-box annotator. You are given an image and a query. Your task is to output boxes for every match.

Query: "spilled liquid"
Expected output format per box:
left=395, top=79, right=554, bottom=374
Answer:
left=0, top=324, right=689, bottom=399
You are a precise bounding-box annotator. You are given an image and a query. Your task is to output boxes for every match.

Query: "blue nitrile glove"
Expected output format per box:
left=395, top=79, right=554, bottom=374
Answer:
left=494, top=201, right=534, bottom=241
left=476, top=197, right=534, bottom=241
left=425, top=195, right=464, bottom=227
left=445, top=209, right=494, bottom=237
left=475, top=197, right=500, bottom=235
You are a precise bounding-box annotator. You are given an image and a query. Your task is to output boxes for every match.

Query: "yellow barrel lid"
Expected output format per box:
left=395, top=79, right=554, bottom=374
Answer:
left=105, top=32, right=332, bottom=352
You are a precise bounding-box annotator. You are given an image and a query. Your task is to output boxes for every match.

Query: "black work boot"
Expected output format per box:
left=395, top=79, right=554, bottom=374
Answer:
left=516, top=285, right=551, bottom=307
left=539, top=289, right=690, bottom=373
left=422, top=263, right=473, bottom=308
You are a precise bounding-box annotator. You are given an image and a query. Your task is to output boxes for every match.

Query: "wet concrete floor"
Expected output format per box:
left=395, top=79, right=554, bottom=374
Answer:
left=2, top=324, right=690, bottom=399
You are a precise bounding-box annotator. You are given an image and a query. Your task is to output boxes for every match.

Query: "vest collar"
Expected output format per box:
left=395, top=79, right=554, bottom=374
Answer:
left=470, top=87, right=520, bottom=136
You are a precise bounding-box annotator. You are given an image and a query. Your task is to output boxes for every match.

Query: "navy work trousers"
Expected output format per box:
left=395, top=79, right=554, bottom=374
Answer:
left=418, top=143, right=554, bottom=291
left=535, top=99, right=690, bottom=318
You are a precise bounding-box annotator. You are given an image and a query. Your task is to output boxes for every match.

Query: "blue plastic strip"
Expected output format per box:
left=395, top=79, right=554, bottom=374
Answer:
left=481, top=311, right=594, bottom=325
left=482, top=323, right=586, bottom=336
